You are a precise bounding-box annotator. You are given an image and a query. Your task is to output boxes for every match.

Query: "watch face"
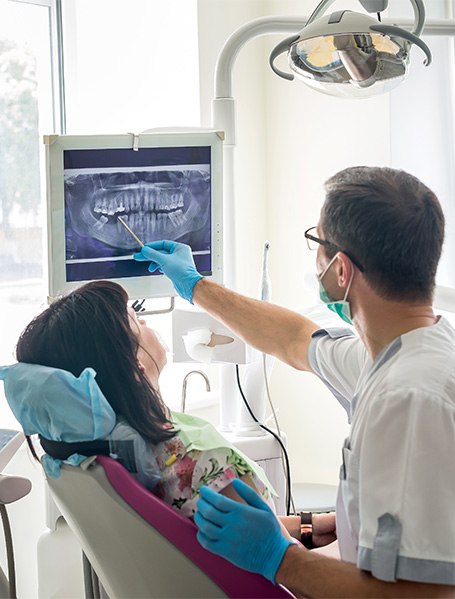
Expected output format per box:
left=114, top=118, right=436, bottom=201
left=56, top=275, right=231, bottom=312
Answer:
left=300, top=511, right=313, bottom=525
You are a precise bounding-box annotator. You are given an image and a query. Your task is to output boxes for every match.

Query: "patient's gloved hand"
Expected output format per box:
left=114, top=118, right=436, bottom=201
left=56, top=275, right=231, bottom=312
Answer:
left=195, top=479, right=293, bottom=584
left=134, top=240, right=203, bottom=303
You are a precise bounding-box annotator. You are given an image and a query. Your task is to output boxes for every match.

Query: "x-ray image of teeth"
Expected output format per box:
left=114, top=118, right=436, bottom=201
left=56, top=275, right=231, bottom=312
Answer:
left=64, top=167, right=211, bottom=260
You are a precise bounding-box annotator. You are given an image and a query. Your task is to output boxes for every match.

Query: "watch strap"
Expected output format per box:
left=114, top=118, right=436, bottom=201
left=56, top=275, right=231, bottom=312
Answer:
left=299, top=511, right=314, bottom=549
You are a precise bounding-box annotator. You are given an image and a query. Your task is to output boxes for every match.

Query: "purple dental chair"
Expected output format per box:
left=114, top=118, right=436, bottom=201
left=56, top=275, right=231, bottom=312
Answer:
left=46, top=454, right=295, bottom=599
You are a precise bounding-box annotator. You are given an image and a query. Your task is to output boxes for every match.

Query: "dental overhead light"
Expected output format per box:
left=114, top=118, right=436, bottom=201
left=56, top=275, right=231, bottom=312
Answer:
left=270, top=0, right=432, bottom=98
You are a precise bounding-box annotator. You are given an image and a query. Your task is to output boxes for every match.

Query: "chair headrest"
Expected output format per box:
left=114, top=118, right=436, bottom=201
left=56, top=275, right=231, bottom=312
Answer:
left=0, top=363, right=116, bottom=478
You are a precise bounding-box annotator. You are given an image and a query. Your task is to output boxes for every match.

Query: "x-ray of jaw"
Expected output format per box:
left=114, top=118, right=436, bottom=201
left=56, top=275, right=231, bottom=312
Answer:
left=64, top=168, right=211, bottom=259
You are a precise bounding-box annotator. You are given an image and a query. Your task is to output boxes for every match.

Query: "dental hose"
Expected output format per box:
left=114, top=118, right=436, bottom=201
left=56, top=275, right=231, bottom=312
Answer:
left=257, top=241, right=294, bottom=514
left=235, top=364, right=292, bottom=516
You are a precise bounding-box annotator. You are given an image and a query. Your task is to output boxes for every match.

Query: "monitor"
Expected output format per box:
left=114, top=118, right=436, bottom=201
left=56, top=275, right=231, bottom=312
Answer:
left=45, top=131, right=223, bottom=300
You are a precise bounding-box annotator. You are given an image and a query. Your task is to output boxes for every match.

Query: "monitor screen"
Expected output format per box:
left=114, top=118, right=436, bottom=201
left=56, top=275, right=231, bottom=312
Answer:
left=45, top=131, right=223, bottom=300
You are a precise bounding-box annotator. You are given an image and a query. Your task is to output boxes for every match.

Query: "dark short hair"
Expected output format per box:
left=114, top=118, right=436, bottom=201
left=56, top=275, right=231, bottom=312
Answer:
left=16, top=280, right=175, bottom=445
left=320, top=166, right=445, bottom=302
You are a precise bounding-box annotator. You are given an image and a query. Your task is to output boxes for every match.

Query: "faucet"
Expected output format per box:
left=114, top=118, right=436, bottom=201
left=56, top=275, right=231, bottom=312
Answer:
left=181, top=370, right=211, bottom=413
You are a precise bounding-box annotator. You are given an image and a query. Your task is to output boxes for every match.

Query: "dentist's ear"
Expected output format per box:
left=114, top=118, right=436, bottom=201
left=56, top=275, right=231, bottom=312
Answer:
left=336, top=252, right=355, bottom=288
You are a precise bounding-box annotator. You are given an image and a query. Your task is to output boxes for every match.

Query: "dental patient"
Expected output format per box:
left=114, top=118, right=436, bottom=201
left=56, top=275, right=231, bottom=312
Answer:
left=1, top=280, right=298, bottom=533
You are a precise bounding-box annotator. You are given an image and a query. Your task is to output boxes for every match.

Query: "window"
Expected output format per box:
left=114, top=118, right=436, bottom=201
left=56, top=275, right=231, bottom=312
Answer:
left=0, top=0, right=55, bottom=426
left=0, top=0, right=207, bottom=421
left=61, top=0, right=200, bottom=134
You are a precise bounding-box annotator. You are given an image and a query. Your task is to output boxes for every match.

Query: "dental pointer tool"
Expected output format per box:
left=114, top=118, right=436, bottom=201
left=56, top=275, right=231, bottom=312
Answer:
left=117, top=215, right=144, bottom=248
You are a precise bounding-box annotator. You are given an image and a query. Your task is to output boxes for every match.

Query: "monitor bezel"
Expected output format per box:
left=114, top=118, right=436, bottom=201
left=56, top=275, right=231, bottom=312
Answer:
left=45, top=130, right=223, bottom=301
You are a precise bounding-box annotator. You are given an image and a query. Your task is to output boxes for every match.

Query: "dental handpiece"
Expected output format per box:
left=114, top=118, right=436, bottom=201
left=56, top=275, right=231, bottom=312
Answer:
left=117, top=215, right=144, bottom=248
left=260, top=241, right=271, bottom=301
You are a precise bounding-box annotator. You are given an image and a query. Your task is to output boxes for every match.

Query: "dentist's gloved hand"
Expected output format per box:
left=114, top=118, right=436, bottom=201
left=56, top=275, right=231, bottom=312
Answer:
left=134, top=240, right=203, bottom=303
left=194, top=479, right=294, bottom=584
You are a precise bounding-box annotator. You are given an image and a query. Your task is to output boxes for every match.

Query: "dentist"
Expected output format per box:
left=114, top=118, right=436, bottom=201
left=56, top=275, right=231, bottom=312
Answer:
left=134, top=166, right=455, bottom=597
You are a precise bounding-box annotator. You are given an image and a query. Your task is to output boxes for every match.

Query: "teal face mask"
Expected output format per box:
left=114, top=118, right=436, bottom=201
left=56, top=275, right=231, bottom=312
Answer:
left=318, top=253, right=354, bottom=325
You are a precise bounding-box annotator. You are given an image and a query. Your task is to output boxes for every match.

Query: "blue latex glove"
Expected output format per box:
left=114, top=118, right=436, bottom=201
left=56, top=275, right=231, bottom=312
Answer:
left=134, top=240, right=203, bottom=303
left=194, top=479, right=293, bottom=584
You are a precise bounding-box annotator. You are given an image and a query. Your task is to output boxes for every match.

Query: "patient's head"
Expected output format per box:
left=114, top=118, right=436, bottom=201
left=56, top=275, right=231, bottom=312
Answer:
left=16, top=280, right=175, bottom=444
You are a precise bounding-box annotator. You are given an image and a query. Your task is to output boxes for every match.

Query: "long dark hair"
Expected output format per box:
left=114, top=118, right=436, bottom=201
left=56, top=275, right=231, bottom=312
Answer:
left=16, top=280, right=175, bottom=444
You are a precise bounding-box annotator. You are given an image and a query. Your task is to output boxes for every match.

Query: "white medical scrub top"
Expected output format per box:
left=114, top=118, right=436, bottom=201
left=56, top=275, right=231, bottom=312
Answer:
left=308, top=317, right=455, bottom=585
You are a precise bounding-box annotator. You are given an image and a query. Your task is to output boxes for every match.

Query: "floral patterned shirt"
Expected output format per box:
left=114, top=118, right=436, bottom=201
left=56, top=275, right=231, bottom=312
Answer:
left=110, top=416, right=271, bottom=518
left=151, top=435, right=270, bottom=517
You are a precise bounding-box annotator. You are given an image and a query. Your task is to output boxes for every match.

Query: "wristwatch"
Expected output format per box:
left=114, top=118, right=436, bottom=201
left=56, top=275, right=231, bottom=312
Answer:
left=300, top=512, right=314, bottom=549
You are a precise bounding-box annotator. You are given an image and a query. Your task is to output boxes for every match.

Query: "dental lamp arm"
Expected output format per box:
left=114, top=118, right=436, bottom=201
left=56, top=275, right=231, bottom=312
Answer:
left=306, top=0, right=338, bottom=25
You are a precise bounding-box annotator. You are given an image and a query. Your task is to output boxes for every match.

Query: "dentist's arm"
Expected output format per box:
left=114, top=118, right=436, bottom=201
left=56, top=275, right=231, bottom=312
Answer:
left=193, top=278, right=319, bottom=371
left=196, top=481, right=455, bottom=599
left=134, top=240, right=319, bottom=371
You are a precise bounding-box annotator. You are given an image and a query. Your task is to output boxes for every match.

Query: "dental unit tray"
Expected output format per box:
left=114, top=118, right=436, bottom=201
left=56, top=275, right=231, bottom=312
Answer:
left=44, top=130, right=224, bottom=301
left=0, top=429, right=25, bottom=471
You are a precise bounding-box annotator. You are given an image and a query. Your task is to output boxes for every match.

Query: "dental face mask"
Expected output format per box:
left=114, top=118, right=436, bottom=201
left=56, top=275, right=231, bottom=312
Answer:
left=318, top=253, right=354, bottom=325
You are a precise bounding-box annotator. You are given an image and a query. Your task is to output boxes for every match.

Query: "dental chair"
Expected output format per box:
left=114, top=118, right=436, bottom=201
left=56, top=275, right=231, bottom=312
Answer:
left=46, top=455, right=295, bottom=599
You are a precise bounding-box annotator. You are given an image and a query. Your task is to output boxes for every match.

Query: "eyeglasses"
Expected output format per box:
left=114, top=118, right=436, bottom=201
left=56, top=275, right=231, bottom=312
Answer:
left=304, top=226, right=365, bottom=272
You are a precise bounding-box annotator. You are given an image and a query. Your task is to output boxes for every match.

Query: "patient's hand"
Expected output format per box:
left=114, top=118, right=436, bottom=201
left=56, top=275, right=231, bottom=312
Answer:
left=279, top=511, right=337, bottom=546
left=313, top=512, right=337, bottom=547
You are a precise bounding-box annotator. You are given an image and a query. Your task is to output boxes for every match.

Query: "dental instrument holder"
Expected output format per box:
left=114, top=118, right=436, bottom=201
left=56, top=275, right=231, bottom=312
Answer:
left=173, top=309, right=252, bottom=364
left=172, top=308, right=273, bottom=436
left=130, top=296, right=175, bottom=317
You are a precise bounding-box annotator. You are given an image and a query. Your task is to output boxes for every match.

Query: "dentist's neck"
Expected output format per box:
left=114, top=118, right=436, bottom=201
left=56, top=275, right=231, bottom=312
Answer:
left=351, top=280, right=437, bottom=360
